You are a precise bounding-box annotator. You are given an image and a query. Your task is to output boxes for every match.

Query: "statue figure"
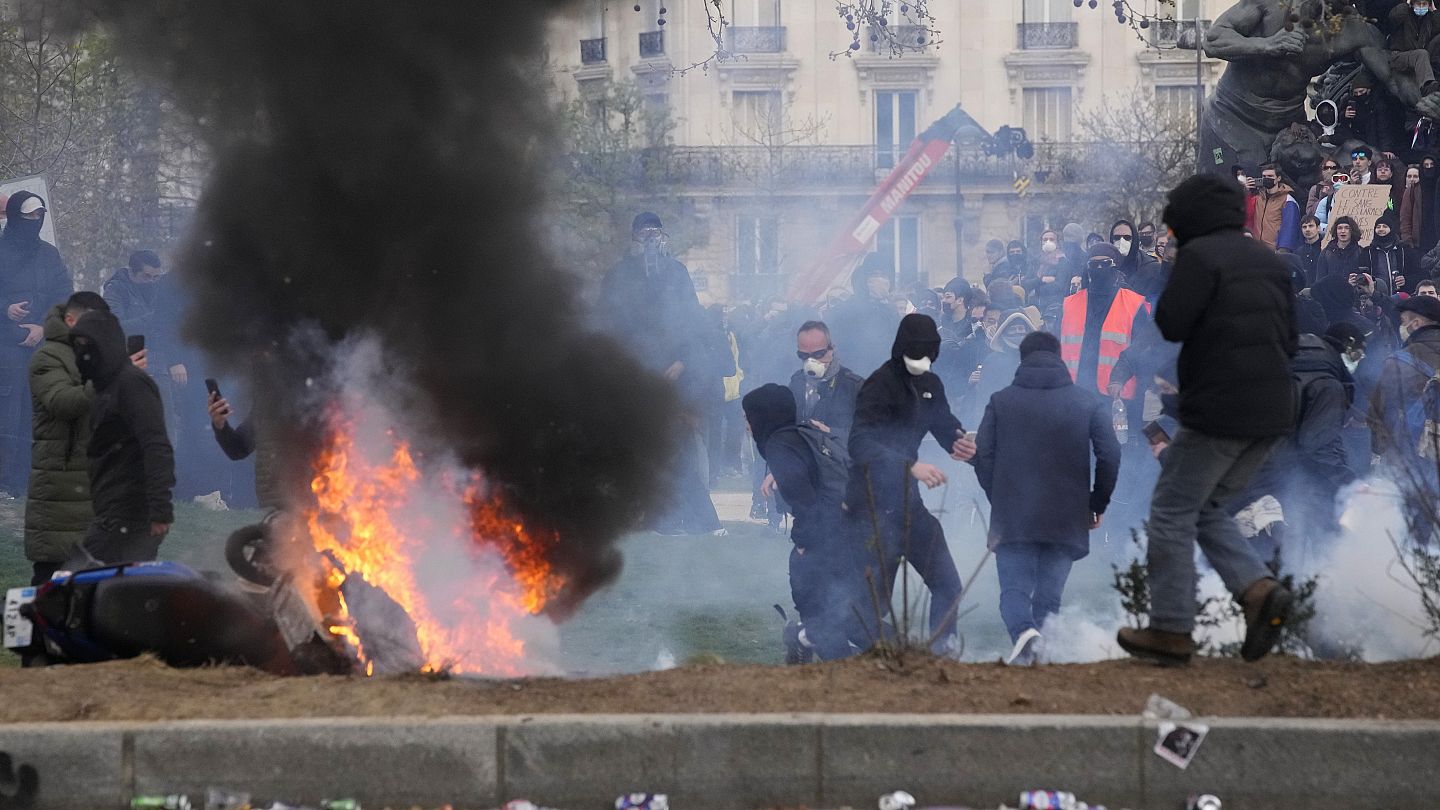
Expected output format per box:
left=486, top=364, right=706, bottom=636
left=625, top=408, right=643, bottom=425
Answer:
left=1200, top=0, right=1440, bottom=175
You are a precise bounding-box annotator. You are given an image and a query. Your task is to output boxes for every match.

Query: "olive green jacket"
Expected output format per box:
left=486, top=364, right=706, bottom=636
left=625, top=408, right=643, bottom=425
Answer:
left=23, top=304, right=94, bottom=563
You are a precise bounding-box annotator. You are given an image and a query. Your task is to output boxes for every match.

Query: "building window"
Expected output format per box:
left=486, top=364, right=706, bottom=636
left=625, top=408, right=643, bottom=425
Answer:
left=1163, top=0, right=1201, bottom=19
left=875, top=89, right=917, bottom=169
left=1156, top=85, right=1198, bottom=129
left=875, top=216, right=921, bottom=287
left=1022, top=0, right=1073, bottom=22
left=733, top=90, right=783, bottom=140
left=732, top=0, right=781, bottom=26
left=1022, top=87, right=1073, bottom=142
left=737, top=216, right=780, bottom=275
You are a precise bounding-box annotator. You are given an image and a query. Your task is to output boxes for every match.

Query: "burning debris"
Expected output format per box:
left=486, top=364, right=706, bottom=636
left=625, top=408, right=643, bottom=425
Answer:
left=32, top=0, right=683, bottom=675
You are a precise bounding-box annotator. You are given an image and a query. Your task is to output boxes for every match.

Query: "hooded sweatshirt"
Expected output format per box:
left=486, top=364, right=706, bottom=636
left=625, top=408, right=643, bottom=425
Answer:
left=70, top=310, right=174, bottom=526
left=743, top=384, right=840, bottom=550
left=1157, top=174, right=1298, bottom=438
left=0, top=192, right=71, bottom=364
left=828, top=260, right=899, bottom=376
left=846, top=314, right=964, bottom=513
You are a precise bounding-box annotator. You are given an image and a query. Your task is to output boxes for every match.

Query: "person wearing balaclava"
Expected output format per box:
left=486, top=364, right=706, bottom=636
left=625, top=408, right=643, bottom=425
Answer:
left=827, top=253, right=899, bottom=377
left=787, top=320, right=864, bottom=446
left=743, top=383, right=866, bottom=661
left=65, top=310, right=174, bottom=567
left=0, top=191, right=73, bottom=495
left=844, top=313, right=976, bottom=655
left=1365, top=210, right=1418, bottom=295
left=1058, top=242, right=1153, bottom=405
left=1116, top=173, right=1298, bottom=667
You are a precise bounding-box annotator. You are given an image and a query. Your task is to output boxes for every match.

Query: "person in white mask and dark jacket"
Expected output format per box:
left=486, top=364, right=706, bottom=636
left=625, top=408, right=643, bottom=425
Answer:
left=787, top=320, right=864, bottom=446
left=1109, top=219, right=1160, bottom=286
left=844, top=314, right=976, bottom=654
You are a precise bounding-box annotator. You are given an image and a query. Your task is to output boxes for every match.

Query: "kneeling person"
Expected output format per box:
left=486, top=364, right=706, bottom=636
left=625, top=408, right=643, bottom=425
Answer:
left=743, top=383, right=864, bottom=661
left=974, top=332, right=1121, bottom=664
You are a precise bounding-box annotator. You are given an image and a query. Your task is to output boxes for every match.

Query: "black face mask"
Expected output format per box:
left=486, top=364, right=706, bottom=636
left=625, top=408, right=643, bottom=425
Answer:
left=73, top=339, right=101, bottom=382
left=5, top=213, right=42, bottom=242
left=1139, top=233, right=1155, bottom=248
left=1261, top=177, right=1278, bottom=189
left=1086, top=262, right=1118, bottom=289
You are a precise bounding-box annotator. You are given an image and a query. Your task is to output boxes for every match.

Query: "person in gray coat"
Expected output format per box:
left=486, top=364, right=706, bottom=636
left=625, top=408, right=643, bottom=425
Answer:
left=973, top=331, right=1121, bottom=665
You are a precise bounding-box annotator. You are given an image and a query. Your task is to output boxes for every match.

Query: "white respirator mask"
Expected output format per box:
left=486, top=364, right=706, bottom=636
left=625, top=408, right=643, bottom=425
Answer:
left=803, top=357, right=829, bottom=378
left=903, top=355, right=932, bottom=376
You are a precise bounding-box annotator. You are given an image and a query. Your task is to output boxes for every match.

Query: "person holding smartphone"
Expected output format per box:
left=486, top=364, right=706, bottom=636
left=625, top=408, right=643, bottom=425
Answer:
left=66, top=310, right=174, bottom=567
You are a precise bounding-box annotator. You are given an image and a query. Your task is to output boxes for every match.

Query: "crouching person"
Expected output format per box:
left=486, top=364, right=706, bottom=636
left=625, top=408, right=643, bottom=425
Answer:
left=743, top=383, right=866, bottom=661
left=974, top=332, right=1121, bottom=665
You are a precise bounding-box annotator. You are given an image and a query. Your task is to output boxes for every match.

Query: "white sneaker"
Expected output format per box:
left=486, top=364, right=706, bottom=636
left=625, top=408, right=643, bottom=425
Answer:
left=1006, top=628, right=1042, bottom=666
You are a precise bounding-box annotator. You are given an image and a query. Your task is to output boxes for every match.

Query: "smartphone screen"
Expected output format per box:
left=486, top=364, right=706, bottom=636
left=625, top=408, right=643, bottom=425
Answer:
left=126, top=334, right=145, bottom=355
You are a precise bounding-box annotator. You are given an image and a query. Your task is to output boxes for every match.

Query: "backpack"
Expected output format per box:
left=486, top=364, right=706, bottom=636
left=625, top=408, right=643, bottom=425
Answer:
left=792, top=423, right=851, bottom=505
left=1389, top=350, right=1440, bottom=460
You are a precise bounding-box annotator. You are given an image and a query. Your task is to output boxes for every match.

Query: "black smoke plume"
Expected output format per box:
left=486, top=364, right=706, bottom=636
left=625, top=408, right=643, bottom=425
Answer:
left=50, top=2, right=679, bottom=614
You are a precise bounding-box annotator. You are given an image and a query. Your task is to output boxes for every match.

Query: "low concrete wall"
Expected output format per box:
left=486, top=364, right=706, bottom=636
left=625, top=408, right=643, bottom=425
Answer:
left=0, top=714, right=1434, bottom=809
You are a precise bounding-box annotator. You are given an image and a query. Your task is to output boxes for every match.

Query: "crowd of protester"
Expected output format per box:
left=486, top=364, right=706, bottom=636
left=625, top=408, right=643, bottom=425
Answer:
left=606, top=106, right=1440, bottom=664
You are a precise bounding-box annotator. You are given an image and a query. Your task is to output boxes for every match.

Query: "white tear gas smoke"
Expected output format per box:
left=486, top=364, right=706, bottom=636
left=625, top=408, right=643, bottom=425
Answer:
left=1308, top=478, right=1437, bottom=661
left=49, top=1, right=681, bottom=616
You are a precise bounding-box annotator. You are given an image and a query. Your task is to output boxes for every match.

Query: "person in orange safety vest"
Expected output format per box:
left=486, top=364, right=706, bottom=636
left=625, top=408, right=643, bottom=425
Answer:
left=1059, top=242, right=1153, bottom=402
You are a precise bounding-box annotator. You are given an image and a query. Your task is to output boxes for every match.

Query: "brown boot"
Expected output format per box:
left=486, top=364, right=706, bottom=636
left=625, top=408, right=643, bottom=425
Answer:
left=1117, top=626, right=1195, bottom=666
left=1239, top=577, right=1293, bottom=662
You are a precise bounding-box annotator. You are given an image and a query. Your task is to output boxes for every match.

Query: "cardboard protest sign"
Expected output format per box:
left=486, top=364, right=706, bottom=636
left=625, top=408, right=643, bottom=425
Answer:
left=1323, top=184, right=1391, bottom=247
left=0, top=175, right=56, bottom=246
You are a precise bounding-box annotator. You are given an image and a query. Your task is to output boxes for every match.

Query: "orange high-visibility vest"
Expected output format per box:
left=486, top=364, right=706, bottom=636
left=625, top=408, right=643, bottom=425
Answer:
left=1059, top=288, right=1150, bottom=399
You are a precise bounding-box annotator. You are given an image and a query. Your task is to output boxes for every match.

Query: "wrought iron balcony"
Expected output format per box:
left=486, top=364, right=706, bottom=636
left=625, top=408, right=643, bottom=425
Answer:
left=580, top=37, right=607, bottom=65
left=1016, top=22, right=1079, bottom=50
left=1150, top=19, right=1211, bottom=48
left=726, top=26, right=787, bottom=54
left=639, top=30, right=665, bottom=58
left=867, top=24, right=931, bottom=52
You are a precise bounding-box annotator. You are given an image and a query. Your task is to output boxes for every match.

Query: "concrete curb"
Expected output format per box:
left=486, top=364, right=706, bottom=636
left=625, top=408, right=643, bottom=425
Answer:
left=0, top=714, right=1434, bottom=809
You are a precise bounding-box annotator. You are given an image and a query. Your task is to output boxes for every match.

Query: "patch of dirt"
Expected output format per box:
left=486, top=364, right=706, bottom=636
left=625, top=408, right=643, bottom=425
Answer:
left=1, top=653, right=1438, bottom=722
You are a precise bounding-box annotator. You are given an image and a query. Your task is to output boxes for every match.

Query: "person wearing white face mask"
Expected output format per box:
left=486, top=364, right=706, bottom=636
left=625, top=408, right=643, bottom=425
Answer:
left=787, top=321, right=864, bottom=446
left=844, top=313, right=977, bottom=655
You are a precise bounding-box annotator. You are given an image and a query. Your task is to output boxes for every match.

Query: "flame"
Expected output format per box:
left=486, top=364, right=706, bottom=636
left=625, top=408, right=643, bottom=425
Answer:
left=303, top=410, right=563, bottom=676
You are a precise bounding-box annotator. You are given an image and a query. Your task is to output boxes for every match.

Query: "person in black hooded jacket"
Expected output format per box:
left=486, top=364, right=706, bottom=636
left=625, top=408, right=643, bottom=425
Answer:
left=845, top=313, right=976, bottom=653
left=0, top=191, right=72, bottom=493
left=1109, top=219, right=1160, bottom=287
left=1366, top=210, right=1419, bottom=295
left=67, top=310, right=174, bottom=566
left=743, top=384, right=865, bottom=661
left=1116, top=173, right=1297, bottom=668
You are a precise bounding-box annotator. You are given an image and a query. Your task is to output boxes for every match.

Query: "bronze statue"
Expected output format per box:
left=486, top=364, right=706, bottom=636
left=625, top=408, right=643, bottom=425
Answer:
left=1200, top=0, right=1440, bottom=174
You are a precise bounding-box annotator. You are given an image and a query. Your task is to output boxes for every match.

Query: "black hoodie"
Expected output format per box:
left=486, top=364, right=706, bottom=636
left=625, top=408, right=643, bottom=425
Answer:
left=1287, top=334, right=1356, bottom=492
left=743, top=383, right=841, bottom=550
left=70, top=311, right=174, bottom=526
left=1158, top=174, right=1298, bottom=438
left=0, top=192, right=71, bottom=360
left=845, top=314, right=963, bottom=512
left=1365, top=210, right=1417, bottom=295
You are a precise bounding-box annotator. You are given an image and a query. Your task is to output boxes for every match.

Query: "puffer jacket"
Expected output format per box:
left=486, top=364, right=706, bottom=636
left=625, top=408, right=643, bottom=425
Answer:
left=23, top=304, right=93, bottom=562
left=1158, top=174, right=1298, bottom=438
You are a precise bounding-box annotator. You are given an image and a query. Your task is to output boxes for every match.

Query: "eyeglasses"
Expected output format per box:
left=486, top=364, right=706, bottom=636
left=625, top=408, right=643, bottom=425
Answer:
left=1322, top=164, right=1338, bottom=171
left=1087, top=259, right=1117, bottom=269
left=1332, top=174, right=1349, bottom=183
left=796, top=346, right=833, bottom=361
left=1352, top=152, right=1369, bottom=160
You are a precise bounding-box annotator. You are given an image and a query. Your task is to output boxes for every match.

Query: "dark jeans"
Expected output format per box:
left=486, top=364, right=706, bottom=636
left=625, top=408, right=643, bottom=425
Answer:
left=789, top=544, right=867, bottom=659
left=1146, top=428, right=1278, bottom=634
left=68, top=519, right=162, bottom=569
left=854, top=499, right=963, bottom=650
left=994, top=543, right=1074, bottom=642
